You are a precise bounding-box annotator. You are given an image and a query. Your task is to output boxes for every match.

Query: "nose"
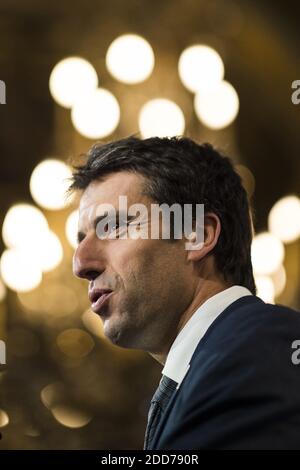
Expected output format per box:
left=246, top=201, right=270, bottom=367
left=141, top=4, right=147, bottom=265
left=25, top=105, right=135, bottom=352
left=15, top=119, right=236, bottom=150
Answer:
left=73, top=235, right=104, bottom=281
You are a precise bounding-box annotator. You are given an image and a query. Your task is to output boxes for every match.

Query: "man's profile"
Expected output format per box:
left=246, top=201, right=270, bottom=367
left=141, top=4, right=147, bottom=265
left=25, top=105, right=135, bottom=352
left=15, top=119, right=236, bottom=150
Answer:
left=70, top=136, right=300, bottom=450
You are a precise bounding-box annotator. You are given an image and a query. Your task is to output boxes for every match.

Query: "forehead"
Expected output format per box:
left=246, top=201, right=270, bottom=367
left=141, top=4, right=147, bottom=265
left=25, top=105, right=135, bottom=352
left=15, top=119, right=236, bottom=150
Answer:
left=78, top=171, right=149, bottom=227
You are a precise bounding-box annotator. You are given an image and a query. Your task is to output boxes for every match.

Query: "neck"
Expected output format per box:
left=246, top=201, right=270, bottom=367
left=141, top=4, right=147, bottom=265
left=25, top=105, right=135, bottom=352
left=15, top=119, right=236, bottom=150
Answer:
left=150, top=278, right=232, bottom=366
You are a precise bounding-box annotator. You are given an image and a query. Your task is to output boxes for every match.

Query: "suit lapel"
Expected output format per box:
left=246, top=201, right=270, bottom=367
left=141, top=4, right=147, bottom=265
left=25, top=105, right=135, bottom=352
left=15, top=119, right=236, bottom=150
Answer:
left=149, top=296, right=264, bottom=449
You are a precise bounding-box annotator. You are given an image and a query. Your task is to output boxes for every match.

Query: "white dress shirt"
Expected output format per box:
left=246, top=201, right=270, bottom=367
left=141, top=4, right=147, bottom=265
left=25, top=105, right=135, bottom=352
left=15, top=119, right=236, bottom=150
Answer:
left=162, top=285, right=253, bottom=387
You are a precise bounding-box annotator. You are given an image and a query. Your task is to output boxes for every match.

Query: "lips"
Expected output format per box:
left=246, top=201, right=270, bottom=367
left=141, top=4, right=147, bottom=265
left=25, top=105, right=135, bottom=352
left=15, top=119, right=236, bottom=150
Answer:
left=89, top=289, right=113, bottom=314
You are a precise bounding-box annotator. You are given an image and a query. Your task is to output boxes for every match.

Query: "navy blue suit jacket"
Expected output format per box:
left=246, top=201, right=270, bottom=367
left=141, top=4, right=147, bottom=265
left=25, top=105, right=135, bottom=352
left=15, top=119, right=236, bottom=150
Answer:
left=151, top=295, right=300, bottom=450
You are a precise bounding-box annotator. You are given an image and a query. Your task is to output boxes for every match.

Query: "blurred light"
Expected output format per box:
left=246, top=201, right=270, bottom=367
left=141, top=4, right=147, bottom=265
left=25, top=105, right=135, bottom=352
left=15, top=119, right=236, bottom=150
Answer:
left=82, top=309, right=105, bottom=338
left=2, top=203, right=49, bottom=249
left=271, top=264, right=287, bottom=298
left=178, top=45, right=224, bottom=93
left=51, top=405, right=92, bottom=428
left=18, top=282, right=79, bottom=317
left=235, top=164, right=255, bottom=197
left=66, top=210, right=79, bottom=249
left=56, top=328, right=95, bottom=358
left=9, top=328, right=39, bottom=357
left=0, top=409, right=9, bottom=427
left=194, top=80, right=239, bottom=129
left=36, top=230, right=63, bottom=272
left=71, top=88, right=120, bottom=139
left=49, top=57, right=98, bottom=108
left=255, top=275, right=275, bottom=303
left=0, top=248, right=42, bottom=292
left=41, top=382, right=64, bottom=409
left=106, top=34, right=154, bottom=84
left=251, top=232, right=285, bottom=276
left=0, top=277, right=6, bottom=301
left=268, top=195, right=300, bottom=243
left=30, top=159, right=72, bottom=210
left=139, top=98, right=185, bottom=138
left=2, top=204, right=63, bottom=273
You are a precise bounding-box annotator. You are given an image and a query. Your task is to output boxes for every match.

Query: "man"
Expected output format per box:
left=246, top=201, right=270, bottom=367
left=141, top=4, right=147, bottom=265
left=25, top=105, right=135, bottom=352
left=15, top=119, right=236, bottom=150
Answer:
left=71, top=136, right=300, bottom=450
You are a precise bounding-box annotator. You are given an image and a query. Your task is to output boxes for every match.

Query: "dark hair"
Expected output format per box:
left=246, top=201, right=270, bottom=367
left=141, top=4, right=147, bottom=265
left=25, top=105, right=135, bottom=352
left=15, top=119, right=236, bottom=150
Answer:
left=69, top=136, right=256, bottom=294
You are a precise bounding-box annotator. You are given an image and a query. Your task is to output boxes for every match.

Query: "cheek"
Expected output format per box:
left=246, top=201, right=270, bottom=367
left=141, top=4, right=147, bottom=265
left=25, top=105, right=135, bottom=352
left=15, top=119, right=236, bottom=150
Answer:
left=107, top=238, right=187, bottom=298
left=105, top=240, right=142, bottom=290
left=107, top=240, right=157, bottom=289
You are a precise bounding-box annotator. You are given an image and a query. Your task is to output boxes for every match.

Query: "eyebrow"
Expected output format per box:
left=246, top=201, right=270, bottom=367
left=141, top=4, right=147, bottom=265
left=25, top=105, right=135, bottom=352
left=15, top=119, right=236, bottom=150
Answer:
left=77, top=211, right=136, bottom=244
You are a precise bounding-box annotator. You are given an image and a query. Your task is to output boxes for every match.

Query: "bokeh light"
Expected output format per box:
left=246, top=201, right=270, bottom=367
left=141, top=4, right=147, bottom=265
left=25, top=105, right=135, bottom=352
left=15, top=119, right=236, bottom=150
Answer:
left=106, top=34, right=155, bottom=84
left=71, top=88, right=120, bottom=139
left=36, top=230, right=63, bottom=272
left=66, top=210, right=79, bottom=250
left=49, top=57, right=98, bottom=108
left=2, top=203, right=49, bottom=249
left=82, top=309, right=105, bottom=339
left=0, top=409, right=9, bottom=427
left=178, top=44, right=224, bottom=93
left=18, top=282, right=79, bottom=318
left=56, top=328, right=95, bottom=358
left=41, top=382, right=65, bottom=409
left=0, top=248, right=42, bottom=292
left=251, top=232, right=285, bottom=275
left=194, top=80, right=239, bottom=129
left=255, top=275, right=275, bottom=303
left=30, top=159, right=72, bottom=210
left=0, top=277, right=7, bottom=301
left=138, top=98, right=185, bottom=138
left=268, top=195, right=300, bottom=243
left=51, top=405, right=92, bottom=428
left=271, top=264, right=287, bottom=298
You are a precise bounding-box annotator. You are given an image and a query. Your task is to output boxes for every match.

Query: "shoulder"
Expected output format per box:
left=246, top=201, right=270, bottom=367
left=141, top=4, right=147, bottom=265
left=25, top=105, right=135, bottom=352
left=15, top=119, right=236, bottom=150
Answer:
left=197, top=295, right=300, bottom=350
left=158, top=297, right=300, bottom=449
left=182, top=296, right=300, bottom=396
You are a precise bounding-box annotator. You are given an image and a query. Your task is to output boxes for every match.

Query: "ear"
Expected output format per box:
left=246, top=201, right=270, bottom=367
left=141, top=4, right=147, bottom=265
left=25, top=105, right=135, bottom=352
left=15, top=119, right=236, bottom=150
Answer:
left=187, top=212, right=221, bottom=262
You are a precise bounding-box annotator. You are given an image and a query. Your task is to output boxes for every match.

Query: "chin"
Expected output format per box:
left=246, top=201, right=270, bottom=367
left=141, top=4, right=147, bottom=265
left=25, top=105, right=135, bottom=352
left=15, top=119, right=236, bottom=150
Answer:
left=103, top=320, right=127, bottom=347
left=103, top=322, right=142, bottom=349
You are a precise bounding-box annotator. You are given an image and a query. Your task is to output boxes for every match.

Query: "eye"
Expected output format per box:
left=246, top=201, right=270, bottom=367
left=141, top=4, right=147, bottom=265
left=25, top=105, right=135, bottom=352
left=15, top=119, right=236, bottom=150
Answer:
left=103, top=222, right=121, bottom=233
left=95, top=216, right=130, bottom=240
left=97, top=221, right=123, bottom=239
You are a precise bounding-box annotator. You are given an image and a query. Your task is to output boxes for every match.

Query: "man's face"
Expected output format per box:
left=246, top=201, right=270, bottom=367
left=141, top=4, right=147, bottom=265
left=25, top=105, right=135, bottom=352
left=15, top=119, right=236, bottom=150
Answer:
left=73, top=171, right=195, bottom=355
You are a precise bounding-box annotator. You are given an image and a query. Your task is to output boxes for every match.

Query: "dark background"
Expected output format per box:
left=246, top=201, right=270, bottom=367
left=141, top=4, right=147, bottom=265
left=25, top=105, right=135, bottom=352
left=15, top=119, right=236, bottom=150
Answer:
left=0, top=0, right=299, bottom=449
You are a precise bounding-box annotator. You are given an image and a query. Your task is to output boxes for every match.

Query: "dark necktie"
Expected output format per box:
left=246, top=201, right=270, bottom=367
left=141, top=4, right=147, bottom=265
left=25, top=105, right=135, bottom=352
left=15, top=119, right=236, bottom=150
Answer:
left=144, top=374, right=178, bottom=450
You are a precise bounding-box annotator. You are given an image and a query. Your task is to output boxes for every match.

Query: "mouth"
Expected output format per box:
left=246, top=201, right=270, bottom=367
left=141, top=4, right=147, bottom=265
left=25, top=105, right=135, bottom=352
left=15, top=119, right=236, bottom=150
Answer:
left=90, top=289, right=114, bottom=314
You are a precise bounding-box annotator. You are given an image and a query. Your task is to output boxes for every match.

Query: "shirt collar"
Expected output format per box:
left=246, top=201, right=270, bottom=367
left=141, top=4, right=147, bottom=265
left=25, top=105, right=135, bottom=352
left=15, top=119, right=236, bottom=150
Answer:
left=162, top=285, right=253, bottom=386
